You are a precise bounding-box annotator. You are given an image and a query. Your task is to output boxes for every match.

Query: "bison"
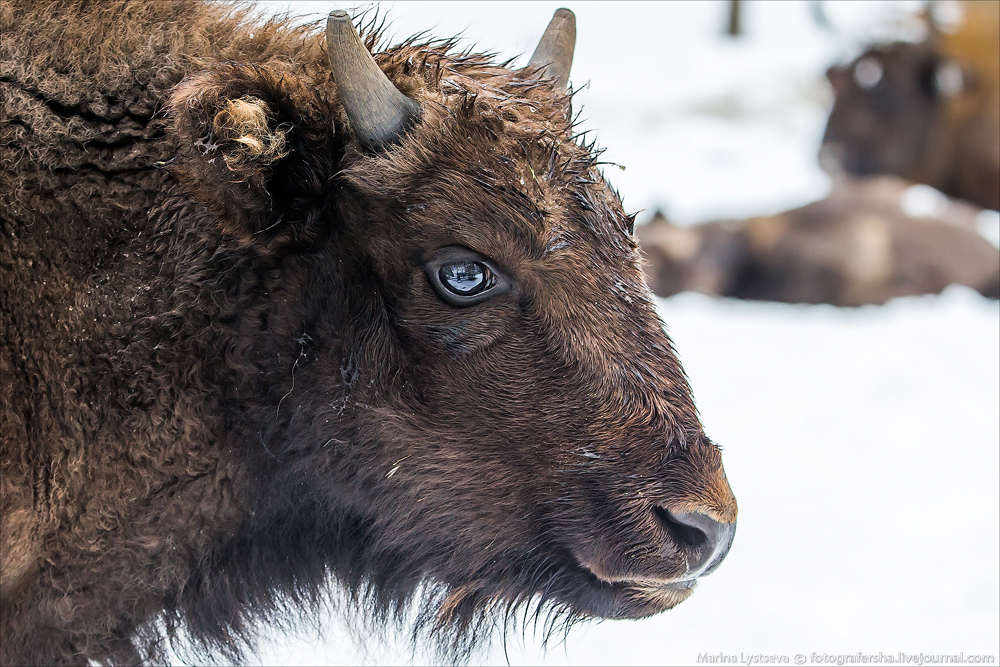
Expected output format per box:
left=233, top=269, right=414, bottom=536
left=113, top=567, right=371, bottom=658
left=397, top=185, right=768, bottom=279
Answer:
left=638, top=176, right=1000, bottom=306
left=0, top=1, right=738, bottom=664
left=821, top=0, right=1000, bottom=211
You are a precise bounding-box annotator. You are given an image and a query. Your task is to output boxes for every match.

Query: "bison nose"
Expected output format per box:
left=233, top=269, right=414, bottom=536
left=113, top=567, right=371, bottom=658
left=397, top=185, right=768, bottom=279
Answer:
left=655, top=506, right=735, bottom=579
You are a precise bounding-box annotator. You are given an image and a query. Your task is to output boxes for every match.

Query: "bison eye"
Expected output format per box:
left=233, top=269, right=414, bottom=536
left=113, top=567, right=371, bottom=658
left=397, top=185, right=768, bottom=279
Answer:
left=424, top=246, right=510, bottom=307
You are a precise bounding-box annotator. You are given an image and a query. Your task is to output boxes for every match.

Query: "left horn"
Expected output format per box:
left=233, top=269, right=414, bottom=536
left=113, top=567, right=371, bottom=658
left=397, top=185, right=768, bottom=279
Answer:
left=527, top=8, right=576, bottom=91
left=326, top=10, right=421, bottom=150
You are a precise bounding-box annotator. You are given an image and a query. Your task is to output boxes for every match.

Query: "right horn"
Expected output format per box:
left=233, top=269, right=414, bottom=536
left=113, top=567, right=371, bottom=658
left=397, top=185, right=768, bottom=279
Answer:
left=326, top=11, right=421, bottom=150
left=527, top=8, right=576, bottom=91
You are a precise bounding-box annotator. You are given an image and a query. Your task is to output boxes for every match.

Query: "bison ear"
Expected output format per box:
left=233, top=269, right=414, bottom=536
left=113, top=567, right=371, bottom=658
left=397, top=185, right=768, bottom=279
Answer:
left=168, top=64, right=335, bottom=248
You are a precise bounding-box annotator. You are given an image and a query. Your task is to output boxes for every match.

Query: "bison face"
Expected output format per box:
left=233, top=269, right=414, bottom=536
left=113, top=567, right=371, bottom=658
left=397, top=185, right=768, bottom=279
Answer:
left=334, top=107, right=738, bottom=623
left=822, top=42, right=957, bottom=183
left=169, top=9, right=736, bottom=645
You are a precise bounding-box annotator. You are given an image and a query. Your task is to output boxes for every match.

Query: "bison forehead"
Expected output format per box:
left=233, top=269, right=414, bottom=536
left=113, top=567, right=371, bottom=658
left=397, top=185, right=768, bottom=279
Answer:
left=342, top=43, right=636, bottom=243
left=344, top=100, right=638, bottom=263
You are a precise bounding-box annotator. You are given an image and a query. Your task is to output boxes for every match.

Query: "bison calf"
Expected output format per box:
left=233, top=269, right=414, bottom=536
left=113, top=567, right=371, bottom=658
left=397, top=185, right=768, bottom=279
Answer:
left=0, top=1, right=736, bottom=664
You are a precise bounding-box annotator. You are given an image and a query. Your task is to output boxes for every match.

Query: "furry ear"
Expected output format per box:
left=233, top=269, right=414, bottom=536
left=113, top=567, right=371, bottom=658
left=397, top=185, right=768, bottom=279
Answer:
left=168, top=63, right=336, bottom=249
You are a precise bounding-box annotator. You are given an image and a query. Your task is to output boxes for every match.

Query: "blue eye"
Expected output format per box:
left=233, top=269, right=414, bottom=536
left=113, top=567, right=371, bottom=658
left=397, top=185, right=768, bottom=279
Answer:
left=439, top=261, right=493, bottom=296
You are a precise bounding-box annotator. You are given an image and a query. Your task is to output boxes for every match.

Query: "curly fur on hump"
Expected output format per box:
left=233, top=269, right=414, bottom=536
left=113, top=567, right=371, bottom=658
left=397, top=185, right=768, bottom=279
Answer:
left=1, top=1, right=738, bottom=665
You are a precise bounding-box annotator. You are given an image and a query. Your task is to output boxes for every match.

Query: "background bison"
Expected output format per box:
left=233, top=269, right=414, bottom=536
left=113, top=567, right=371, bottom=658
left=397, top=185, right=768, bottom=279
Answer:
left=637, top=0, right=999, bottom=309
left=822, top=0, right=1000, bottom=210
left=0, top=1, right=736, bottom=665
left=639, top=176, right=1000, bottom=306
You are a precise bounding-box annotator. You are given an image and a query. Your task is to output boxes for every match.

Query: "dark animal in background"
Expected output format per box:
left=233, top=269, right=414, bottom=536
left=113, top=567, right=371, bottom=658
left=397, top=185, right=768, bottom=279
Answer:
left=0, top=2, right=737, bottom=664
left=639, top=176, right=1000, bottom=306
left=822, top=0, right=1000, bottom=210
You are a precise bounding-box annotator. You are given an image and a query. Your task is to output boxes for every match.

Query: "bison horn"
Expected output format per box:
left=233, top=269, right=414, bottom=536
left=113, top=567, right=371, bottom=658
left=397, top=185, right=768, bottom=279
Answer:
left=326, top=11, right=421, bottom=150
left=527, top=8, right=576, bottom=91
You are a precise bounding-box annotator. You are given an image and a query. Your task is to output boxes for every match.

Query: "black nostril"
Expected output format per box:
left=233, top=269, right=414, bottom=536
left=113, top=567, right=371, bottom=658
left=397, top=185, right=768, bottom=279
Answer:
left=654, top=506, right=707, bottom=548
left=654, top=506, right=735, bottom=578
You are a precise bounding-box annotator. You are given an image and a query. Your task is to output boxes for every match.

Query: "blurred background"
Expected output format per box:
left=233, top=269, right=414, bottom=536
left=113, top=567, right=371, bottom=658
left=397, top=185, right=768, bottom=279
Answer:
left=234, top=1, right=999, bottom=664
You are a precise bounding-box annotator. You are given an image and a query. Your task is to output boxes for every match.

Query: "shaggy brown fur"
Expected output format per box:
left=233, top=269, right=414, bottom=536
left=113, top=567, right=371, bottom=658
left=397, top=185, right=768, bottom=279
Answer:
left=1, top=2, right=737, bottom=664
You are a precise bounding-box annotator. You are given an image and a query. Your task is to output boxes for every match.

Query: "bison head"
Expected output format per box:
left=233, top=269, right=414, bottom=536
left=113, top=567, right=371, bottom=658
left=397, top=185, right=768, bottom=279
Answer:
left=167, top=8, right=736, bottom=655
left=821, top=42, right=962, bottom=184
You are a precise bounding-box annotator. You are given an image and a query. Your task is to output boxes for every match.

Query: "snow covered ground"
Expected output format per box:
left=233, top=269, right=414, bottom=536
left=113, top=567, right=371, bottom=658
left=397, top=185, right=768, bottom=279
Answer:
left=236, top=2, right=999, bottom=664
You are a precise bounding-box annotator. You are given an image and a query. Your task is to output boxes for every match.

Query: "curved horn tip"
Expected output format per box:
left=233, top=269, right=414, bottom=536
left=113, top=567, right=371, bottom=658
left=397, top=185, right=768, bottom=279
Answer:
left=528, top=7, right=577, bottom=91
left=325, top=10, right=421, bottom=150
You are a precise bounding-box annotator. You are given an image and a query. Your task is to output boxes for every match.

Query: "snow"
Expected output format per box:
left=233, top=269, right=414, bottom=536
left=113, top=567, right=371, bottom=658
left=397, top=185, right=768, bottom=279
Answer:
left=978, top=210, right=1000, bottom=249
left=237, top=1, right=999, bottom=663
